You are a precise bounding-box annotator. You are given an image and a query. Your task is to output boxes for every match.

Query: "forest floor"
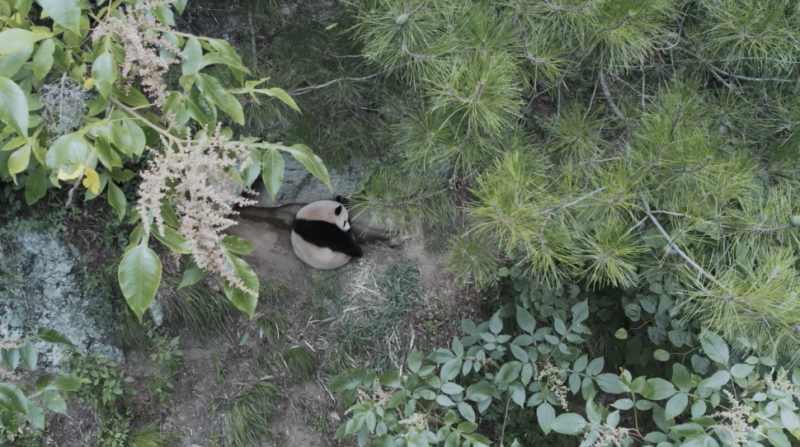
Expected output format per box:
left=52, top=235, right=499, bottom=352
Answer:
left=45, top=206, right=487, bottom=447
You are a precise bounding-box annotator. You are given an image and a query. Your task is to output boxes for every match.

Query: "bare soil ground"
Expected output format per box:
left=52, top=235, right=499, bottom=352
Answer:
left=45, top=209, right=485, bottom=447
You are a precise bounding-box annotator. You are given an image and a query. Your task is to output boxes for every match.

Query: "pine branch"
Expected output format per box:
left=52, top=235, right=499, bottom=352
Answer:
left=681, top=48, right=793, bottom=84
left=640, top=193, right=730, bottom=292
left=289, top=74, right=380, bottom=96
left=532, top=187, right=605, bottom=217
left=598, top=71, right=631, bottom=145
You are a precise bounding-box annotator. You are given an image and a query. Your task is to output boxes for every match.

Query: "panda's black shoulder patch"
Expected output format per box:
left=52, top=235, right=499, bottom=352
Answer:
left=293, top=218, right=363, bottom=258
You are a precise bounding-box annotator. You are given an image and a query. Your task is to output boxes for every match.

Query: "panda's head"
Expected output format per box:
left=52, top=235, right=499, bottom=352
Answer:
left=296, top=199, right=351, bottom=232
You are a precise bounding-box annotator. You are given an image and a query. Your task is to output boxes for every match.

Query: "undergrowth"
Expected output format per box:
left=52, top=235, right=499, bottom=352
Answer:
left=160, top=282, right=239, bottom=343
left=209, top=381, right=283, bottom=447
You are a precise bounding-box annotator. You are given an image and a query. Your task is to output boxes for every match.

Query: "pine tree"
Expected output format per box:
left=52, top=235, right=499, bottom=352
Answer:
left=339, top=0, right=800, bottom=361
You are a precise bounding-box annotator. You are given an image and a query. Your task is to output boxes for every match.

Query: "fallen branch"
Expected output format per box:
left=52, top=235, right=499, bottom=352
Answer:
left=598, top=71, right=631, bottom=144
left=532, top=187, right=605, bottom=217
left=65, top=169, right=86, bottom=208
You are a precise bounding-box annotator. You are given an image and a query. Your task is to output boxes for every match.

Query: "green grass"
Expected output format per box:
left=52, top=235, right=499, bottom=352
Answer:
left=210, top=381, right=283, bottom=447
left=253, top=314, right=287, bottom=340
left=161, top=283, right=239, bottom=342
left=282, top=346, right=317, bottom=382
left=128, top=425, right=179, bottom=447
left=213, top=356, right=226, bottom=383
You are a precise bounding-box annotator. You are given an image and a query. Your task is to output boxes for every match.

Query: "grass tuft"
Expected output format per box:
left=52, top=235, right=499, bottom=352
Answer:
left=128, top=425, right=179, bottom=447
left=210, top=381, right=283, bottom=447
left=161, top=283, right=239, bottom=342
left=253, top=314, right=287, bottom=340
left=282, top=346, right=317, bottom=382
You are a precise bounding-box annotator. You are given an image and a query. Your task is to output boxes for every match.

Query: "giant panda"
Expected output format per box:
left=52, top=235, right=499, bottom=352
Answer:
left=291, top=196, right=363, bottom=270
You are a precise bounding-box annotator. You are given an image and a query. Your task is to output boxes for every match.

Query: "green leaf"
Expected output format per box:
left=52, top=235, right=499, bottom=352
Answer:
left=37, top=0, right=81, bottom=32
left=26, top=401, right=44, bottom=429
left=705, top=371, right=731, bottom=389
left=25, top=164, right=48, bottom=205
left=2, top=349, right=19, bottom=371
left=107, top=181, right=127, bottom=222
left=8, top=142, right=31, bottom=182
left=265, top=87, right=300, bottom=112
left=614, top=328, right=627, bottom=339
left=222, top=253, right=259, bottom=319
left=768, top=429, right=791, bottom=447
left=95, top=136, right=122, bottom=170
left=151, top=225, right=191, bottom=254
left=182, top=37, right=202, bottom=75
left=436, top=395, right=455, bottom=407
left=46, top=133, right=91, bottom=174
left=197, top=73, right=243, bottom=124
left=92, top=52, right=116, bottom=98
left=440, top=358, right=461, bottom=382
left=41, top=391, right=66, bottom=414
left=112, top=85, right=150, bottom=107
left=174, top=0, right=188, bottom=14
left=18, top=0, right=34, bottom=18
left=0, top=29, right=45, bottom=55
left=178, top=259, right=206, bottom=289
left=466, top=382, right=494, bottom=402
left=221, top=235, right=255, bottom=255
left=0, top=383, right=28, bottom=415
left=691, top=400, right=706, bottom=418
left=571, top=300, right=589, bottom=325
left=672, top=364, right=693, bottom=392
left=516, top=306, right=535, bottom=333
left=458, top=402, right=475, bottom=422
left=730, top=364, right=754, bottom=379
left=35, top=327, right=73, bottom=346
left=700, top=332, right=729, bottom=365
left=586, top=358, right=604, bottom=376
left=49, top=374, right=82, bottom=391
left=595, top=374, right=624, bottom=393
left=242, top=146, right=261, bottom=188
left=19, top=341, right=36, bottom=371
left=0, top=76, right=28, bottom=136
left=537, top=402, right=555, bottom=435
left=118, top=244, right=162, bottom=322
left=643, top=378, right=676, bottom=400
left=554, top=318, right=567, bottom=335
left=186, top=90, right=216, bottom=128
left=260, top=148, right=284, bottom=201
left=281, top=144, right=331, bottom=191
left=548, top=413, right=586, bottom=435
left=495, top=362, right=521, bottom=383
left=33, top=39, right=54, bottom=82
left=664, top=393, right=688, bottom=420
left=653, top=349, right=669, bottom=361
left=408, top=349, right=422, bottom=373
left=611, top=399, right=633, bottom=410
left=0, top=44, right=34, bottom=78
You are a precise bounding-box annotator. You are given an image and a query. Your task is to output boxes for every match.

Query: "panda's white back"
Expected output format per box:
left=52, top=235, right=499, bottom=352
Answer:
left=291, top=230, right=352, bottom=270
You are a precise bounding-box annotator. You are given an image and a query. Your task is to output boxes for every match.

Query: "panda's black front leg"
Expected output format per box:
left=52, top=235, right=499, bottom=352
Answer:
left=341, top=232, right=363, bottom=258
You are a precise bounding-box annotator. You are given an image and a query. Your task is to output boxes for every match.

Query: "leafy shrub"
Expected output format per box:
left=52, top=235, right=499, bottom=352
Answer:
left=144, top=329, right=182, bottom=406
left=330, top=294, right=800, bottom=447
left=63, top=348, right=135, bottom=415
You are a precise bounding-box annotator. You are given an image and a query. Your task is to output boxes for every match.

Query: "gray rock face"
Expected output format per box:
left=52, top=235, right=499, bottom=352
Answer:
left=0, top=232, right=124, bottom=369
left=251, top=153, right=369, bottom=208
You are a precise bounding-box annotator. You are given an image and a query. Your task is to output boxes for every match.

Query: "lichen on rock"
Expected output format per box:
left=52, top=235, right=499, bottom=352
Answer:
left=0, top=232, right=124, bottom=370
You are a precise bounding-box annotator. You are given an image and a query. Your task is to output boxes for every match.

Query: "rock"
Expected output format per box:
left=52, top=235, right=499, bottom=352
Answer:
left=351, top=212, right=393, bottom=242
left=0, top=232, right=124, bottom=370
left=251, top=153, right=369, bottom=208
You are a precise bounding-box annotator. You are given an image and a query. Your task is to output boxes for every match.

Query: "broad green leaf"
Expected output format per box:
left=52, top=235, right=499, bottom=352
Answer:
left=700, top=332, right=729, bottom=365
left=436, top=395, right=455, bottom=407
left=178, top=258, right=206, bottom=289
left=705, top=371, right=731, bottom=389
left=26, top=401, right=44, bottom=429
left=221, top=235, right=255, bottom=255
left=691, top=400, right=706, bottom=418
left=672, top=364, right=693, bottom=392
left=25, top=164, right=47, bottom=205
left=614, top=328, right=627, bottom=339
left=37, top=0, right=81, bottom=32
left=571, top=300, right=589, bottom=325
left=440, top=358, right=461, bottom=382
left=174, top=0, right=188, bottom=14
left=0, top=44, right=34, bottom=78
left=586, top=357, right=604, bottom=376
left=281, top=144, right=331, bottom=191
left=242, top=146, right=261, bottom=188
left=40, top=391, right=66, bottom=414
left=261, top=148, right=283, bottom=201
left=0, top=76, right=28, bottom=135
left=48, top=374, right=82, bottom=391
left=46, top=133, right=90, bottom=174
left=18, top=0, right=34, bottom=18
left=222, top=253, right=259, bottom=318
left=92, top=52, right=116, bottom=98
left=516, top=306, right=535, bottom=333
left=33, top=39, right=54, bottom=82
left=19, top=341, right=36, bottom=371
left=0, top=29, right=45, bottom=54
left=151, top=225, right=191, bottom=254
left=407, top=349, right=422, bottom=373
left=548, top=413, right=586, bottom=435
left=466, top=382, right=494, bottom=402
left=611, top=399, right=633, bottom=410
left=182, top=37, right=202, bottom=75
left=767, top=429, right=790, bottom=447
left=664, top=393, right=688, bottom=420
left=186, top=90, right=216, bottom=129
left=458, top=402, right=475, bottom=422
left=118, top=244, right=162, bottom=322
left=95, top=136, right=122, bottom=169
left=653, top=349, right=669, bottom=361
left=643, top=378, right=676, bottom=400
left=495, top=361, right=521, bottom=383
left=112, top=85, right=150, bottom=107
left=8, top=142, right=31, bottom=182
left=2, top=349, right=19, bottom=371
left=595, top=374, right=624, bottom=393
left=537, top=402, right=555, bottom=435
left=731, top=364, right=754, bottom=379
left=35, top=327, right=73, bottom=345
left=197, top=73, right=243, bottom=124
left=107, top=181, right=127, bottom=222
left=0, top=383, right=28, bottom=415
left=265, top=87, right=300, bottom=112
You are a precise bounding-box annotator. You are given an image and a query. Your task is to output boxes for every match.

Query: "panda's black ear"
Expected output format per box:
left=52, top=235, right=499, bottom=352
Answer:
left=335, top=205, right=343, bottom=216
left=335, top=195, right=348, bottom=204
